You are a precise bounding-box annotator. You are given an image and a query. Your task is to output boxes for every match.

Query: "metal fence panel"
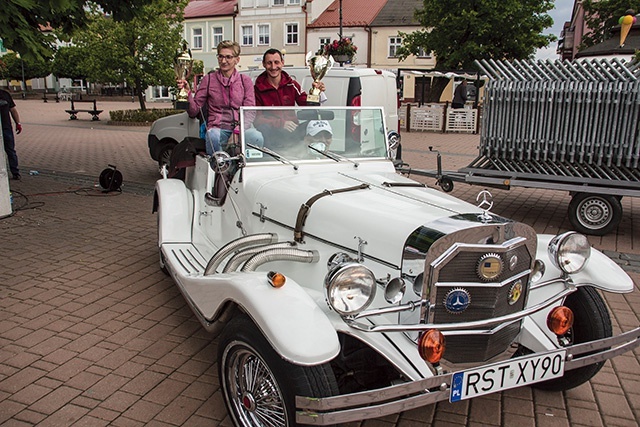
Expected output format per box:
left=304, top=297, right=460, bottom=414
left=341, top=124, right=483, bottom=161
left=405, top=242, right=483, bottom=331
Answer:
left=475, top=59, right=640, bottom=170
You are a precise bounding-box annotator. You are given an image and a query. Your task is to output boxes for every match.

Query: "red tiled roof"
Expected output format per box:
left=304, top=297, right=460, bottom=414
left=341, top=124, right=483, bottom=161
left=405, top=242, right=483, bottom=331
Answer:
left=184, top=0, right=236, bottom=19
left=308, top=0, right=388, bottom=28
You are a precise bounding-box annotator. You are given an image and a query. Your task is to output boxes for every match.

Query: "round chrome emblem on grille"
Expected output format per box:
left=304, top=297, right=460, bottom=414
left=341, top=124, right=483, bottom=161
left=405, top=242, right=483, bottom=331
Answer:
left=477, top=253, right=503, bottom=281
left=509, top=254, right=518, bottom=271
left=443, top=288, right=471, bottom=314
left=508, top=281, right=523, bottom=305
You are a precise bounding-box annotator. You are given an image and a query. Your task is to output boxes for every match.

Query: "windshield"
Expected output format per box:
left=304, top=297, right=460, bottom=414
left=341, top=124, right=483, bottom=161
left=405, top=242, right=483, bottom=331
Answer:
left=240, top=106, right=388, bottom=163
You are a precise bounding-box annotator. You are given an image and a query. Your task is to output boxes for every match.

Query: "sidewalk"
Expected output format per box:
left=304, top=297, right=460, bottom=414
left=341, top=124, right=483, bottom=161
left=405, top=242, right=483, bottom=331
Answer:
left=0, top=99, right=638, bottom=426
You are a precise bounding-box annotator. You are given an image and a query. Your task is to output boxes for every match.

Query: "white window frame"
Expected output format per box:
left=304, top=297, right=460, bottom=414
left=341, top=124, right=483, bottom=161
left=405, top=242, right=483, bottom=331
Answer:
left=417, top=47, right=432, bottom=58
left=212, top=27, right=224, bottom=48
left=192, top=28, right=203, bottom=50
left=389, top=36, right=402, bottom=58
left=319, top=37, right=330, bottom=52
left=257, top=24, right=271, bottom=46
left=273, top=0, right=284, bottom=5
left=288, top=0, right=301, bottom=4
left=241, top=25, right=254, bottom=46
left=285, top=22, right=299, bottom=45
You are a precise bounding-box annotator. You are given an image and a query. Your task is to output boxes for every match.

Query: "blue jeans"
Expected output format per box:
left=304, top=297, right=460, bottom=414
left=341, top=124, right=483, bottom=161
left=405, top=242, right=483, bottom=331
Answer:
left=2, top=127, right=18, bottom=175
left=205, top=127, right=263, bottom=155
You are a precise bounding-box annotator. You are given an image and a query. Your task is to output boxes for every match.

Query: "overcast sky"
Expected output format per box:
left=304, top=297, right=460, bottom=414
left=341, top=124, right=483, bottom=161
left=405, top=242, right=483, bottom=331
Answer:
left=535, top=0, right=574, bottom=60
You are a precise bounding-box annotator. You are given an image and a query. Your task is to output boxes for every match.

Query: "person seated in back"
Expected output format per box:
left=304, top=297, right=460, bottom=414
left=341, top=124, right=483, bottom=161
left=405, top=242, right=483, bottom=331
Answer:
left=304, top=120, right=333, bottom=152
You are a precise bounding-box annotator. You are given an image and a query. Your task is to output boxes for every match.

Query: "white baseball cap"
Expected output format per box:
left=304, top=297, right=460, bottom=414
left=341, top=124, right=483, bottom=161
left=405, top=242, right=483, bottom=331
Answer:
left=306, top=120, right=333, bottom=136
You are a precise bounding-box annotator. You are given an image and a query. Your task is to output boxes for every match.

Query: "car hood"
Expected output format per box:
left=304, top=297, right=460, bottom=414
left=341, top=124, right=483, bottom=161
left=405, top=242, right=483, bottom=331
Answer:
left=246, top=162, right=488, bottom=267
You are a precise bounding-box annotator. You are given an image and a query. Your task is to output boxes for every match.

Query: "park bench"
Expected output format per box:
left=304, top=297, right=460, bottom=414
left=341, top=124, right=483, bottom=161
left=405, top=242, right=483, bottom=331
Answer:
left=65, top=99, right=103, bottom=121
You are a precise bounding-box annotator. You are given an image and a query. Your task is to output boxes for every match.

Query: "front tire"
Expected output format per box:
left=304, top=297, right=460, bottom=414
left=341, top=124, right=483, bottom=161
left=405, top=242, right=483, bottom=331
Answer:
left=218, top=315, right=338, bottom=427
left=533, top=286, right=612, bottom=391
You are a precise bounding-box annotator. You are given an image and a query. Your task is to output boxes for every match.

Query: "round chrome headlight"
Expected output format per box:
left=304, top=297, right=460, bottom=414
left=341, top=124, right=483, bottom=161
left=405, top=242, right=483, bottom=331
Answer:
left=548, top=232, right=591, bottom=274
left=325, top=263, right=376, bottom=316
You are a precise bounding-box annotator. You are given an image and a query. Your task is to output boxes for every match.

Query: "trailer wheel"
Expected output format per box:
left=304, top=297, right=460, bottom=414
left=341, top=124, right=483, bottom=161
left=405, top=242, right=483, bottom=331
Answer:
left=219, top=315, right=339, bottom=427
left=439, top=177, right=454, bottom=193
left=568, top=193, right=622, bottom=236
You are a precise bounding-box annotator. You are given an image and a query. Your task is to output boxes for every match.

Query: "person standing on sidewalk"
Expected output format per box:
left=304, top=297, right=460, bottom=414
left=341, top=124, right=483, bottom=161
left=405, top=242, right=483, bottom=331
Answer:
left=451, top=80, right=468, bottom=109
left=0, top=89, right=22, bottom=180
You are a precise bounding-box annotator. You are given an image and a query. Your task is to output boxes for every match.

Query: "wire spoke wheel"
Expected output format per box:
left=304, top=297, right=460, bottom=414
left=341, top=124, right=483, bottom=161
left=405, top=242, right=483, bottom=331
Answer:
left=227, top=345, right=287, bottom=426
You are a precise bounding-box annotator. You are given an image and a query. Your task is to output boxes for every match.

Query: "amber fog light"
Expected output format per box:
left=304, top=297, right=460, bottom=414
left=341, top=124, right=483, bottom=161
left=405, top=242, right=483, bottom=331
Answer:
left=547, top=306, right=574, bottom=335
left=267, top=271, right=286, bottom=288
left=418, top=329, right=446, bottom=364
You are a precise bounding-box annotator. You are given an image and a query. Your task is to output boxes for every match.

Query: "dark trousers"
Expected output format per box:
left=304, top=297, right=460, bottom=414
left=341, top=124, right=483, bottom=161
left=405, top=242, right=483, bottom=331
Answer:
left=2, top=127, right=19, bottom=175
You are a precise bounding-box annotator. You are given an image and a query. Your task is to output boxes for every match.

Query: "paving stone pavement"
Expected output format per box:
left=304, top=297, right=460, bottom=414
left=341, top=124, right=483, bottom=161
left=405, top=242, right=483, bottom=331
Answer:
left=0, top=99, right=638, bottom=426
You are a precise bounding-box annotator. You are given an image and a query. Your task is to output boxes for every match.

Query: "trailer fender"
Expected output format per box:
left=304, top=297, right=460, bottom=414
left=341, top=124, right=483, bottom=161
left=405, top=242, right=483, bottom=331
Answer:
left=155, top=179, right=193, bottom=244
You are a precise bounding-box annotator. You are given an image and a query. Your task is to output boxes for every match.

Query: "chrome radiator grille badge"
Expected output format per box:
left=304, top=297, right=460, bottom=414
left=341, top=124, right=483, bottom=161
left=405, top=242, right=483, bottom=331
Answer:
left=508, top=280, right=523, bottom=305
left=443, top=288, right=471, bottom=314
left=477, top=253, right=503, bottom=281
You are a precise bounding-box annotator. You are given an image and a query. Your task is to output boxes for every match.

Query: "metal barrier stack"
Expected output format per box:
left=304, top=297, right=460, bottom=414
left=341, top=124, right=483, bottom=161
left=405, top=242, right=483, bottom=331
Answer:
left=473, top=58, right=640, bottom=172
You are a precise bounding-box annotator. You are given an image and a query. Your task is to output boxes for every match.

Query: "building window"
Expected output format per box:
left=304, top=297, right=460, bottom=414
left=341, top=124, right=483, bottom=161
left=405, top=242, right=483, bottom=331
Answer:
left=285, top=23, right=299, bottom=45
left=240, top=0, right=254, bottom=7
left=192, top=28, right=203, bottom=50
left=417, top=47, right=432, bottom=58
left=258, top=24, right=270, bottom=45
left=242, top=25, right=254, bottom=46
left=273, top=0, right=284, bottom=5
left=389, top=36, right=402, bottom=57
left=212, top=27, right=224, bottom=48
left=319, top=37, right=330, bottom=52
left=288, top=0, right=300, bottom=4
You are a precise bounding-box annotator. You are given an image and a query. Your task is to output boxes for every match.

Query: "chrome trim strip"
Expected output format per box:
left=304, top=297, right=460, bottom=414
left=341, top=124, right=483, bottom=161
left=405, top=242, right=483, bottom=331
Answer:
left=347, top=286, right=574, bottom=333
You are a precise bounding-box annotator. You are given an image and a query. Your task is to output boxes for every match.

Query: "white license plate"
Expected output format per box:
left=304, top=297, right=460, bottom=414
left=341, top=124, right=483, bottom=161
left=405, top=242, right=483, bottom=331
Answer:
left=449, top=349, right=566, bottom=402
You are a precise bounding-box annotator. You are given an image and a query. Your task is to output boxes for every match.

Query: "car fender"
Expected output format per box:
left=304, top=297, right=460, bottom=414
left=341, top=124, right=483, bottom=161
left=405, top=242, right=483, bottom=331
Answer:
left=155, top=179, right=193, bottom=244
left=180, top=272, right=340, bottom=365
left=536, top=234, right=634, bottom=293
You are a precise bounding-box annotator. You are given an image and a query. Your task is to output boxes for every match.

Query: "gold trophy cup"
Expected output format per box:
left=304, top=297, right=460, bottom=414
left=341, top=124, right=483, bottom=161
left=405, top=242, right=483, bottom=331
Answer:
left=174, top=43, right=194, bottom=105
left=306, top=51, right=334, bottom=105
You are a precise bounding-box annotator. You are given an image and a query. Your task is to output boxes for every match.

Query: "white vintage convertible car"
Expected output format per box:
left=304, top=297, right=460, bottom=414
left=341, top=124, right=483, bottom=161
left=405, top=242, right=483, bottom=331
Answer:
left=154, top=106, right=640, bottom=426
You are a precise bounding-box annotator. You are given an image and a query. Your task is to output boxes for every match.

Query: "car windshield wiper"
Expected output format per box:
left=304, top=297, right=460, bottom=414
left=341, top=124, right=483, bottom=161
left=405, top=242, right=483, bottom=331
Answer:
left=307, top=144, right=359, bottom=168
left=247, top=143, right=299, bottom=170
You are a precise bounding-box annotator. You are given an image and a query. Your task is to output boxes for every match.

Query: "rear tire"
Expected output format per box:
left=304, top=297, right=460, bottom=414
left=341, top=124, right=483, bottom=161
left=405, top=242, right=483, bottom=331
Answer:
left=532, top=286, right=612, bottom=391
left=568, top=193, right=622, bottom=236
left=218, top=315, right=338, bottom=427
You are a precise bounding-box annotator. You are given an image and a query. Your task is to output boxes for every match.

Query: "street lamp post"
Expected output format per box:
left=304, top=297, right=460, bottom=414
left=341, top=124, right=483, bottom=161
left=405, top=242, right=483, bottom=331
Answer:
left=16, top=53, right=26, bottom=99
left=339, top=0, right=343, bottom=40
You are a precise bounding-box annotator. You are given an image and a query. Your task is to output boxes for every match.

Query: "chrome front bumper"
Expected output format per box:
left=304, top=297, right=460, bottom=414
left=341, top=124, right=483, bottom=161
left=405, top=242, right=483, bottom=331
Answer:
left=296, top=327, right=640, bottom=425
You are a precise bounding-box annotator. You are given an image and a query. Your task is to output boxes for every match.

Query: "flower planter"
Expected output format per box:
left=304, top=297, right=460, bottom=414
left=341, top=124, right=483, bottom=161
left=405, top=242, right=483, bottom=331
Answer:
left=332, top=54, right=352, bottom=63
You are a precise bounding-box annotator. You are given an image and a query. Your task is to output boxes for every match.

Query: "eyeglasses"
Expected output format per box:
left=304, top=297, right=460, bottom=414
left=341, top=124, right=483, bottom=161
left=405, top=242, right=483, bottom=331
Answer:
left=217, top=54, right=237, bottom=60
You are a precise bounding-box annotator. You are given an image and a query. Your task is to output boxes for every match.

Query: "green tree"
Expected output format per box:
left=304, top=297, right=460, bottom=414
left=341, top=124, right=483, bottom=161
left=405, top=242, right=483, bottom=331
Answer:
left=71, top=0, right=187, bottom=110
left=0, top=52, right=51, bottom=91
left=396, top=0, right=555, bottom=100
left=1, top=0, right=183, bottom=61
left=581, top=1, right=639, bottom=49
left=52, top=46, right=90, bottom=81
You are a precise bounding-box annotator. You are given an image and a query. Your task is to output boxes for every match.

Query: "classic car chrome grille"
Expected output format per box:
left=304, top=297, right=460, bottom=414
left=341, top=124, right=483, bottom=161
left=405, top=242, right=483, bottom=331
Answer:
left=432, top=246, right=531, bottom=324
left=443, top=322, right=521, bottom=363
left=418, top=221, right=537, bottom=363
